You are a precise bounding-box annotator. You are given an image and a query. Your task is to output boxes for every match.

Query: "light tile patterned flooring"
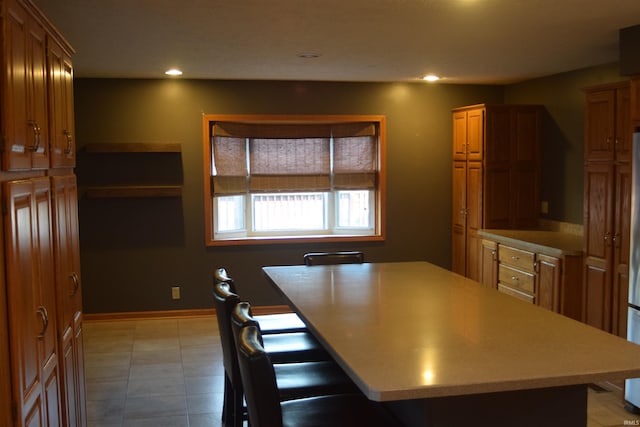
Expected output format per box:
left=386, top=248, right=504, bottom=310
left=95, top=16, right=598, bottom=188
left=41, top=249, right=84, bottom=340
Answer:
left=84, top=316, right=640, bottom=427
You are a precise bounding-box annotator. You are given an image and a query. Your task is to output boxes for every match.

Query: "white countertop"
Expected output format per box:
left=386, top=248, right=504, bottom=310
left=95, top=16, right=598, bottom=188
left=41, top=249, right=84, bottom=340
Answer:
left=263, top=261, right=640, bottom=401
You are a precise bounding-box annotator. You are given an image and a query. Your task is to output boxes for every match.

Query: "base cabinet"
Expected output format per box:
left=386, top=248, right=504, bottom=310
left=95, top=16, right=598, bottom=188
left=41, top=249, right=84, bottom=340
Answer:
left=481, top=237, right=583, bottom=320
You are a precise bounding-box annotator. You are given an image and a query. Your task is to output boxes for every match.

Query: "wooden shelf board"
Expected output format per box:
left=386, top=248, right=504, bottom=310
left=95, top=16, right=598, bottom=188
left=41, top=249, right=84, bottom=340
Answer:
left=84, top=186, right=182, bottom=198
left=82, top=143, right=182, bottom=153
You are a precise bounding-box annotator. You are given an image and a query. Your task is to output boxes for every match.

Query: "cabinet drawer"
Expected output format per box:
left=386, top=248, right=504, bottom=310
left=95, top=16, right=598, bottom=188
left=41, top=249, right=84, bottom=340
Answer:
left=499, top=264, right=534, bottom=294
left=498, top=283, right=535, bottom=304
left=499, top=245, right=535, bottom=272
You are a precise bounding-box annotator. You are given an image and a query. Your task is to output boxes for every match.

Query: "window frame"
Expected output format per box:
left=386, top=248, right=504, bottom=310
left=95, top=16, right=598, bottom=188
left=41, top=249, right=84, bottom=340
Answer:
left=202, top=114, right=386, bottom=246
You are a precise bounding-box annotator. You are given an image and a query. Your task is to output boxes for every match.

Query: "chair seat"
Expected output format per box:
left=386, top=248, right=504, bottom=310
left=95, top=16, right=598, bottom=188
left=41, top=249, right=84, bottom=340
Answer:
left=263, top=332, right=329, bottom=363
left=281, top=393, right=401, bottom=427
left=274, top=361, right=358, bottom=400
left=255, top=312, right=307, bottom=334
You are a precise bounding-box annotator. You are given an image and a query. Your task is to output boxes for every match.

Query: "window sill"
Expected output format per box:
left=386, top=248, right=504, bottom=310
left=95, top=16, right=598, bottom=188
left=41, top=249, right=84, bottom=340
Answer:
left=207, top=233, right=384, bottom=247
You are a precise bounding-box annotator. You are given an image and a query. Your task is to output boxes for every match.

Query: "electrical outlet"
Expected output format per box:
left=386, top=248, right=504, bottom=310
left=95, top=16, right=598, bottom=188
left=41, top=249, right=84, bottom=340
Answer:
left=541, top=201, right=549, bottom=214
left=171, top=286, right=181, bottom=300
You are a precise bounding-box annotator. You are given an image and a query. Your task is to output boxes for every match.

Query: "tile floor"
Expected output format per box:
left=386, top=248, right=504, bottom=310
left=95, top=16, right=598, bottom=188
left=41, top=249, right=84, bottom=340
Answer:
left=84, top=316, right=640, bottom=427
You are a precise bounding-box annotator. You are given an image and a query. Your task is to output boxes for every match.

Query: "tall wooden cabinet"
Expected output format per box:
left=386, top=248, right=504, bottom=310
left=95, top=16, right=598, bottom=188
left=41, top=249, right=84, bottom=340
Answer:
left=583, top=81, right=631, bottom=337
left=452, top=104, right=542, bottom=281
left=0, top=0, right=85, bottom=426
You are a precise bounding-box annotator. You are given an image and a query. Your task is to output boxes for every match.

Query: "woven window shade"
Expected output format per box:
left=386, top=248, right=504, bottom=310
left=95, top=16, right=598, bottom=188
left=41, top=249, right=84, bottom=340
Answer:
left=333, top=135, right=377, bottom=189
left=211, top=120, right=378, bottom=195
left=211, top=136, right=248, bottom=195
left=250, top=138, right=330, bottom=192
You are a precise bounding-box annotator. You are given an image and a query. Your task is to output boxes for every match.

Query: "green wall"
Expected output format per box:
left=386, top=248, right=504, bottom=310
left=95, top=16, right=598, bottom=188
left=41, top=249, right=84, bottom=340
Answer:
left=73, top=64, right=625, bottom=313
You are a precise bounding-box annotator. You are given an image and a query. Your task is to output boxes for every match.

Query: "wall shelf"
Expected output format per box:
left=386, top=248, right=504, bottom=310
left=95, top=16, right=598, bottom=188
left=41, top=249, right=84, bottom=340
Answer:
left=82, top=142, right=182, bottom=153
left=84, top=186, right=182, bottom=199
left=77, top=142, right=183, bottom=199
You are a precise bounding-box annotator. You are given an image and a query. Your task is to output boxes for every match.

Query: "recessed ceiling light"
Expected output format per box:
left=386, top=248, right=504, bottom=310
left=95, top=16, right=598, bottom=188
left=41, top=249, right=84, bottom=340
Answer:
left=297, top=53, right=321, bottom=59
left=422, top=74, right=440, bottom=82
left=165, top=69, right=183, bottom=76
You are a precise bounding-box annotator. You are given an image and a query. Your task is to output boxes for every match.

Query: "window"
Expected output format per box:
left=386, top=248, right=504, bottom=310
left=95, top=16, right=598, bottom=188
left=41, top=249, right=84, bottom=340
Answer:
left=202, top=115, right=386, bottom=246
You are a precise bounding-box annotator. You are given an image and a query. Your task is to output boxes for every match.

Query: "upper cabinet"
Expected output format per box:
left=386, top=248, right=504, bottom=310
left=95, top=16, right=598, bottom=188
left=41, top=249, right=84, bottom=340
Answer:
left=48, top=36, right=76, bottom=168
left=584, top=82, right=631, bottom=163
left=2, top=0, right=75, bottom=171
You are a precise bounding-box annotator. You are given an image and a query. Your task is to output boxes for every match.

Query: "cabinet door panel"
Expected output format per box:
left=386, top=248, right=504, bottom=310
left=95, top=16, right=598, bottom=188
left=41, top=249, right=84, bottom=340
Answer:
left=615, top=86, right=631, bottom=162
left=585, top=90, right=616, bottom=162
left=613, top=164, right=631, bottom=337
left=537, top=254, right=560, bottom=312
left=466, top=109, right=484, bottom=161
left=584, top=261, right=611, bottom=331
left=48, top=39, right=76, bottom=168
left=584, top=163, right=613, bottom=260
left=452, top=111, right=467, bottom=161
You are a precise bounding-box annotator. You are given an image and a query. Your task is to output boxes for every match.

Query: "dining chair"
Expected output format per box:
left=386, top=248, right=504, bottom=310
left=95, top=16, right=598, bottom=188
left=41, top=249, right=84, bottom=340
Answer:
left=236, top=324, right=402, bottom=427
left=213, top=282, right=355, bottom=427
left=214, top=267, right=307, bottom=333
left=303, top=251, right=364, bottom=266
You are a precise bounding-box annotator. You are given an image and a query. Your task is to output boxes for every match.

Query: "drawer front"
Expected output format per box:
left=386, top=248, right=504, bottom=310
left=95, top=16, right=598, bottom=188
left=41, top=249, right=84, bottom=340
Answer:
left=499, top=264, right=534, bottom=294
left=499, top=245, right=535, bottom=272
left=498, top=283, right=535, bottom=304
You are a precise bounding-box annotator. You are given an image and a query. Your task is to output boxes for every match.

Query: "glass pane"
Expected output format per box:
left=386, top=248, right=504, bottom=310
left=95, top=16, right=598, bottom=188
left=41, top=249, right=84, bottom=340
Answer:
left=253, top=193, right=326, bottom=231
left=337, top=190, right=371, bottom=228
left=216, top=195, right=244, bottom=232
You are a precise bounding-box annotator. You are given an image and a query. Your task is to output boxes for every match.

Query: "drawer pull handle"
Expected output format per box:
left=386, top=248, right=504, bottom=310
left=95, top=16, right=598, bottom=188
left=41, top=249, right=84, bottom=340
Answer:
left=511, top=255, right=519, bottom=260
left=511, top=276, right=519, bottom=281
left=36, top=306, right=49, bottom=339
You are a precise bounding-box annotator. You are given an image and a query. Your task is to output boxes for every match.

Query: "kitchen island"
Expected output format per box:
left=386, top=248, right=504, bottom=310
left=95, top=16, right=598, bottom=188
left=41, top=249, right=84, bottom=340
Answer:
left=263, top=261, right=640, bottom=426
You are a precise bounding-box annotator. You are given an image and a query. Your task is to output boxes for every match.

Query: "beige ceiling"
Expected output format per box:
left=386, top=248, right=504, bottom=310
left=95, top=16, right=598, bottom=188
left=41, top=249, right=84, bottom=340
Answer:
left=32, top=0, right=640, bottom=84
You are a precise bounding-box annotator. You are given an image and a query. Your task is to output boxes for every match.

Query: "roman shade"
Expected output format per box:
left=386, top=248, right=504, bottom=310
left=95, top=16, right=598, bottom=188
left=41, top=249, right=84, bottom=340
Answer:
left=211, top=121, right=378, bottom=196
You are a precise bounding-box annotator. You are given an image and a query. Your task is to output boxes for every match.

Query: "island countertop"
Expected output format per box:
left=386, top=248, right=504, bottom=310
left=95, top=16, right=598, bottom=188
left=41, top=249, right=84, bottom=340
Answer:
left=478, top=229, right=583, bottom=257
left=263, top=261, right=640, bottom=402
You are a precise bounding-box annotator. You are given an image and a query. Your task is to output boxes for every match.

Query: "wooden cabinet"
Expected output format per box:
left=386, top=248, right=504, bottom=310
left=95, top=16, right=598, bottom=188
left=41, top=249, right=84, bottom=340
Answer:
left=583, top=82, right=632, bottom=337
left=0, top=1, right=85, bottom=426
left=52, top=175, right=85, bottom=427
left=451, top=104, right=542, bottom=281
left=3, top=0, right=50, bottom=171
left=48, top=37, right=76, bottom=168
left=480, top=239, right=498, bottom=288
left=498, top=245, right=536, bottom=304
left=584, top=83, right=631, bottom=162
left=479, top=231, right=583, bottom=320
left=4, top=177, right=61, bottom=427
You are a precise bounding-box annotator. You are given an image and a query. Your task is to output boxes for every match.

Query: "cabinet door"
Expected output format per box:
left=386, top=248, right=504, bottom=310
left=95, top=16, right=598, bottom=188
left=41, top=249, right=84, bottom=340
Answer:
left=583, top=163, right=614, bottom=331
left=480, top=239, right=498, bottom=288
left=612, top=163, right=631, bottom=337
left=451, top=161, right=467, bottom=275
left=585, top=90, right=616, bottom=162
left=3, top=0, right=50, bottom=171
left=536, top=254, right=560, bottom=312
left=466, top=162, right=483, bottom=281
left=5, top=178, right=61, bottom=426
left=52, top=175, right=86, bottom=427
left=466, top=109, right=484, bottom=162
left=452, top=111, right=467, bottom=161
left=614, top=86, right=631, bottom=162
left=48, top=38, right=76, bottom=168
left=632, top=76, right=640, bottom=126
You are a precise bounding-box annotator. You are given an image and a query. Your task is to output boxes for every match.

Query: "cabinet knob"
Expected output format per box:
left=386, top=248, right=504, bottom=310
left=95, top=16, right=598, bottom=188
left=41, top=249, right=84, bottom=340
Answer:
left=511, top=276, right=519, bottom=281
left=511, top=255, right=519, bottom=261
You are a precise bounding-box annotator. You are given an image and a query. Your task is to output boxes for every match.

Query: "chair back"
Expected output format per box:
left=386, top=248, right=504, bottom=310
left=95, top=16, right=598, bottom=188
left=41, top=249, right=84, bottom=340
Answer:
left=213, top=281, right=242, bottom=384
left=303, top=251, right=364, bottom=266
left=230, top=301, right=264, bottom=346
left=214, top=267, right=238, bottom=293
left=236, top=325, right=284, bottom=427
